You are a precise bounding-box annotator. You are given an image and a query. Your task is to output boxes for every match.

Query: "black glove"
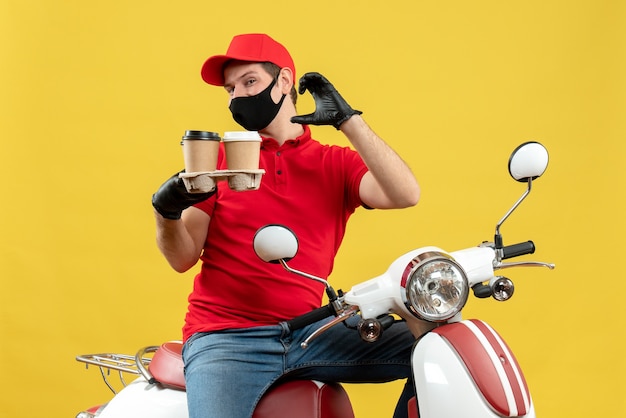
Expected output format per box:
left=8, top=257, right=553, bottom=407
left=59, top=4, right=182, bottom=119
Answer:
left=152, top=171, right=216, bottom=220
left=290, top=72, right=362, bottom=130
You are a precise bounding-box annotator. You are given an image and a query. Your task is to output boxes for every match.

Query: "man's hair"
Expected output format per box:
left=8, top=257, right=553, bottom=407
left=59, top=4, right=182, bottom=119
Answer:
left=261, top=62, right=298, bottom=105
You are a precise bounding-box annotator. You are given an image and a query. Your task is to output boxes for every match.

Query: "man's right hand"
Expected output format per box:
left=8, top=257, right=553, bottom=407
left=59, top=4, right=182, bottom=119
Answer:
left=152, top=171, right=216, bottom=220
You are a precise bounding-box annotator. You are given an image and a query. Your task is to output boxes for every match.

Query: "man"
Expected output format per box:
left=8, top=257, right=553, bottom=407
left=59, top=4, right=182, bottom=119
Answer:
left=152, top=33, right=421, bottom=418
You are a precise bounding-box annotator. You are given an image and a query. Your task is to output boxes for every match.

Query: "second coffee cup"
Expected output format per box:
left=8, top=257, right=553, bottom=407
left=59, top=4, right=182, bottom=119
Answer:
left=223, top=131, right=262, bottom=170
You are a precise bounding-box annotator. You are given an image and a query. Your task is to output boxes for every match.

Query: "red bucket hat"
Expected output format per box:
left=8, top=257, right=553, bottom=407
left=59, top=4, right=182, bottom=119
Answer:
left=201, top=33, right=296, bottom=86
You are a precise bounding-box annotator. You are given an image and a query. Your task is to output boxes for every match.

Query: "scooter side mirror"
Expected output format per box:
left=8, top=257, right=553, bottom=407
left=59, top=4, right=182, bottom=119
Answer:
left=508, top=141, right=549, bottom=182
left=495, top=141, right=549, bottom=251
left=253, top=225, right=299, bottom=264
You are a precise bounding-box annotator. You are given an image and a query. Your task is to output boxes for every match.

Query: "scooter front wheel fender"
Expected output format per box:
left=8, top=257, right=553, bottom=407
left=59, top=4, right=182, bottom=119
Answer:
left=411, top=319, right=535, bottom=417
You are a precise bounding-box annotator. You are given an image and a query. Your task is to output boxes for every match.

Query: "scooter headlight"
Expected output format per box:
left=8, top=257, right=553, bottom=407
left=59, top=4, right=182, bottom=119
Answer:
left=402, top=251, right=469, bottom=322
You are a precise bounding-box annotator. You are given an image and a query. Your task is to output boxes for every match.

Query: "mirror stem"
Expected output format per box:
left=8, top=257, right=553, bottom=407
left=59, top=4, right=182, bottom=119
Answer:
left=495, top=178, right=533, bottom=249
left=278, top=259, right=338, bottom=302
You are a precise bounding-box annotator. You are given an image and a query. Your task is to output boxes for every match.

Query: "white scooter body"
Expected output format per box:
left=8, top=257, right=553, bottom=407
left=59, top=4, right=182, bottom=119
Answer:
left=94, top=377, right=188, bottom=418
left=343, top=245, right=535, bottom=418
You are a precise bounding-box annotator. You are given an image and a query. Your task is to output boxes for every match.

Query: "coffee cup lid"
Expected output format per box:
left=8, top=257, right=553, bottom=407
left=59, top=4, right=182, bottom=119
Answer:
left=182, top=130, right=221, bottom=140
left=223, top=131, right=262, bottom=142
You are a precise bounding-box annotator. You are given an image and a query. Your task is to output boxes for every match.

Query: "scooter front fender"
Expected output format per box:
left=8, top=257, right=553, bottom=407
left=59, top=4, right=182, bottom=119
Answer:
left=97, top=376, right=188, bottom=418
left=411, top=319, right=535, bottom=418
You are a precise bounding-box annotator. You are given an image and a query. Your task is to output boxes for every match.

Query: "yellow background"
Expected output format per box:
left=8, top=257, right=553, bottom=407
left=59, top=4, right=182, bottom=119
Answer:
left=1, top=0, right=625, bottom=417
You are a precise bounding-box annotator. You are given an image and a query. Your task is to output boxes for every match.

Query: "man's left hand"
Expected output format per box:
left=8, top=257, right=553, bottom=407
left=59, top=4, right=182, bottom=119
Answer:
left=290, top=72, right=362, bottom=130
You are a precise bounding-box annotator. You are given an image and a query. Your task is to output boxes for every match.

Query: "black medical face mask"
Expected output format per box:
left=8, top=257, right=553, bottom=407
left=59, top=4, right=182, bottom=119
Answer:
left=228, top=77, right=287, bottom=131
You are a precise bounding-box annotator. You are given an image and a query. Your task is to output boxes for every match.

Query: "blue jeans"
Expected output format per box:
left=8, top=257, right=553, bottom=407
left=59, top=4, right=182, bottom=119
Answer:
left=182, top=317, right=415, bottom=418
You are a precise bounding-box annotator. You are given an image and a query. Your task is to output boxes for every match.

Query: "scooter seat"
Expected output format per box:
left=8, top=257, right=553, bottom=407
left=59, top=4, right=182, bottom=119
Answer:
left=253, top=380, right=354, bottom=418
left=149, top=342, right=354, bottom=418
left=149, top=341, right=186, bottom=390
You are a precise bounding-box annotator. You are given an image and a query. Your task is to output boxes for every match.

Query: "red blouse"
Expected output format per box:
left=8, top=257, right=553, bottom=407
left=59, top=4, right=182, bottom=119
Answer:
left=183, top=126, right=368, bottom=341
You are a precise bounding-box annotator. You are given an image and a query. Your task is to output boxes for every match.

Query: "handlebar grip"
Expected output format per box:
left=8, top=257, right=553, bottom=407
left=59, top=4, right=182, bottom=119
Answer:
left=286, top=304, right=335, bottom=331
left=502, top=241, right=535, bottom=259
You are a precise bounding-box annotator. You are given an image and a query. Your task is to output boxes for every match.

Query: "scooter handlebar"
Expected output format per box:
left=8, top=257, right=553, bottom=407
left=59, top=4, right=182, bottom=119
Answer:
left=502, top=241, right=535, bottom=259
left=286, top=304, right=336, bottom=331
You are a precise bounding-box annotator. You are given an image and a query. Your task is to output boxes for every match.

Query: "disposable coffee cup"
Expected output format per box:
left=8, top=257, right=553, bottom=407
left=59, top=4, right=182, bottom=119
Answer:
left=223, top=131, right=262, bottom=170
left=181, top=130, right=221, bottom=173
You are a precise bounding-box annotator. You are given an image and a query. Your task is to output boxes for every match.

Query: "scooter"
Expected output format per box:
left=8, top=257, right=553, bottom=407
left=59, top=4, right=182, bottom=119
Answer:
left=76, top=141, right=553, bottom=418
